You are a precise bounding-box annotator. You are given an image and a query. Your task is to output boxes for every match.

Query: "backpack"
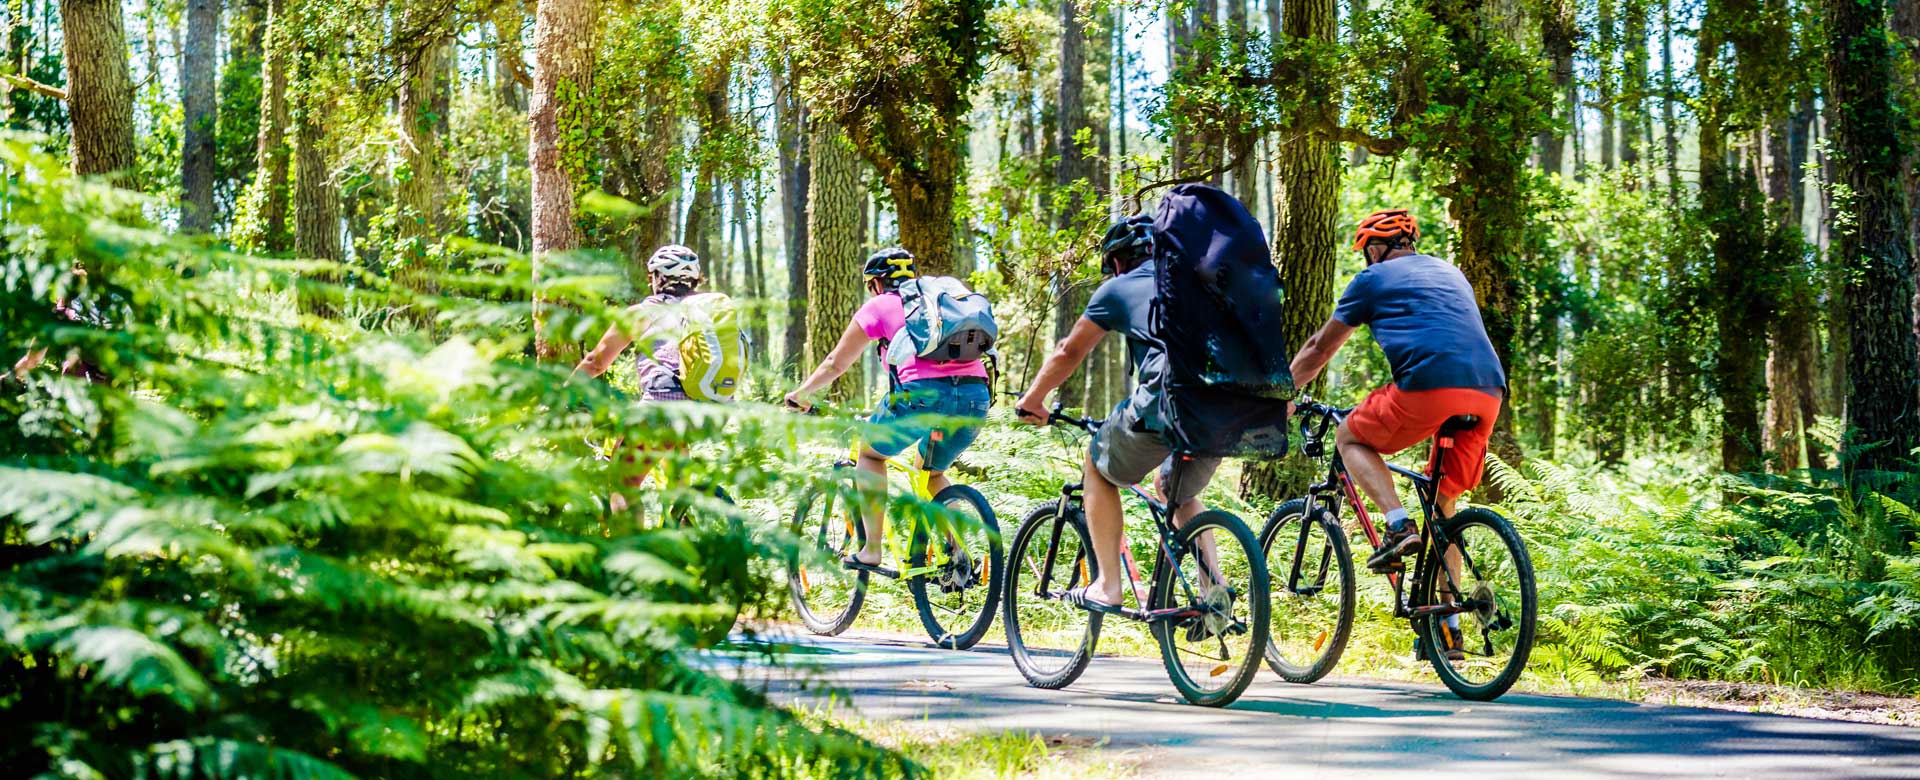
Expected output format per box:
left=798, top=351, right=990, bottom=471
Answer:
left=883, top=276, right=999, bottom=367
left=1149, top=183, right=1295, bottom=458
left=672, top=292, right=748, bottom=402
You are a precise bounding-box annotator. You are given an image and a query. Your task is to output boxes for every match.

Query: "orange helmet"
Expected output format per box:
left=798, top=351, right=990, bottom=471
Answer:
left=1352, top=208, right=1420, bottom=250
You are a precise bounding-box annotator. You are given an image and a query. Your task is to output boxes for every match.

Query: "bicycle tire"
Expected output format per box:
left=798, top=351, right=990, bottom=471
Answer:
left=1150, top=510, right=1270, bottom=707
left=1259, top=499, right=1356, bottom=683
left=1003, top=501, right=1102, bottom=689
left=787, top=476, right=868, bottom=636
left=907, top=484, right=1004, bottom=650
left=1419, top=507, right=1537, bottom=701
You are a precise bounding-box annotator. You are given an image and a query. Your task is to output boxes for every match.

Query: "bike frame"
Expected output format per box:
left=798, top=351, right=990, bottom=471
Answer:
left=1032, top=417, right=1219, bottom=626
left=1287, top=407, right=1484, bottom=623
left=825, top=441, right=979, bottom=583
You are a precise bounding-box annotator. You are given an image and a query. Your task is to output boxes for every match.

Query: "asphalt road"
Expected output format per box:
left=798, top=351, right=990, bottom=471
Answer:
left=718, top=629, right=1920, bottom=779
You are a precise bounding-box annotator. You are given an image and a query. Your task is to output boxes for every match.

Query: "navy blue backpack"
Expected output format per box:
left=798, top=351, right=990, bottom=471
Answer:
left=1149, top=183, right=1295, bottom=459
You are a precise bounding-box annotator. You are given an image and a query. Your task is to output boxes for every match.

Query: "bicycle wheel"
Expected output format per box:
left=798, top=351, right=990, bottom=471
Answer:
left=907, top=484, right=1004, bottom=649
left=1418, top=507, right=1537, bottom=701
left=1259, top=499, right=1355, bottom=683
left=1150, top=510, right=1270, bottom=707
left=1004, top=501, right=1102, bottom=689
left=786, top=474, right=868, bottom=636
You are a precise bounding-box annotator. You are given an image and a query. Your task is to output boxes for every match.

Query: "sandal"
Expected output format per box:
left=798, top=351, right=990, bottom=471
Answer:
left=841, top=554, right=884, bottom=572
left=1060, top=585, right=1126, bottom=615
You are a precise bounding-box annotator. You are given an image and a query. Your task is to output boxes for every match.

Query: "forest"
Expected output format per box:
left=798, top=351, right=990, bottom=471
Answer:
left=1, top=0, right=1917, bottom=775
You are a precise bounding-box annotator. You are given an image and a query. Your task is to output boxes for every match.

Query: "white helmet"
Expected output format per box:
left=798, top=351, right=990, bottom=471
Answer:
left=646, top=244, right=702, bottom=282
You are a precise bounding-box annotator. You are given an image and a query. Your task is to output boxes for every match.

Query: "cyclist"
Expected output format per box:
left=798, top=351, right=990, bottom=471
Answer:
left=784, top=248, right=992, bottom=569
left=1013, top=216, right=1222, bottom=613
left=570, top=244, right=714, bottom=505
left=1286, top=208, right=1505, bottom=652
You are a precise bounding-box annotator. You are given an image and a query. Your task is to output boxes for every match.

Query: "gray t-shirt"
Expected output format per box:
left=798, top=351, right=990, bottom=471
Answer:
left=1083, top=260, right=1161, bottom=379
left=1083, top=261, right=1168, bottom=423
left=1332, top=254, right=1506, bottom=392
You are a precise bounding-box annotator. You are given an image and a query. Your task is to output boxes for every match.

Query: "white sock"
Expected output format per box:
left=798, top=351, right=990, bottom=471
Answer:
left=1384, top=507, right=1410, bottom=531
left=1445, top=613, right=1461, bottom=631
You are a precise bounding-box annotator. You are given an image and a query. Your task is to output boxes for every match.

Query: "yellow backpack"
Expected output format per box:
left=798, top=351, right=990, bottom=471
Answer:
left=673, top=292, right=747, bottom=402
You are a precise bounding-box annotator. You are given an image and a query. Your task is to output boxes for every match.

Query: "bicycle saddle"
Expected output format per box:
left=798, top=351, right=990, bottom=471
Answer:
left=1438, top=415, right=1481, bottom=435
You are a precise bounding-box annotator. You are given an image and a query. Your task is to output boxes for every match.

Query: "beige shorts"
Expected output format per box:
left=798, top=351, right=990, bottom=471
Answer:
left=1088, top=400, right=1221, bottom=505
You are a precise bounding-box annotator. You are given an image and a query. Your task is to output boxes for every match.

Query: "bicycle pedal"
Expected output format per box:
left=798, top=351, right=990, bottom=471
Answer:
left=1367, top=559, right=1404, bottom=574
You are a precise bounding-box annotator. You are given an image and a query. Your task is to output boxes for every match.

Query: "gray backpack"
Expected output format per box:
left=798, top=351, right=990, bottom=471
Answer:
left=883, top=276, right=999, bottom=365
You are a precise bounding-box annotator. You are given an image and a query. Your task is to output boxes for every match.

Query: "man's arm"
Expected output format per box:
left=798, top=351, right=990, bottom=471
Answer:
left=1289, top=318, right=1356, bottom=389
left=1015, top=317, right=1107, bottom=424
left=568, top=305, right=651, bottom=383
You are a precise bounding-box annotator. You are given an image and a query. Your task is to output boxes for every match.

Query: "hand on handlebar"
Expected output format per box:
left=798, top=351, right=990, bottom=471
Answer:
left=782, top=393, right=813, bottom=414
left=1014, top=393, right=1049, bottom=427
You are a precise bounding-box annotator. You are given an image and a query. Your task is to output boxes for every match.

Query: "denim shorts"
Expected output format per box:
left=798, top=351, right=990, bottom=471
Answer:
left=867, top=378, right=992, bottom=471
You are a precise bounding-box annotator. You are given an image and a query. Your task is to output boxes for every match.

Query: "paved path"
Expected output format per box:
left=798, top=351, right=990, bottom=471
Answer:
left=717, top=630, right=1920, bottom=779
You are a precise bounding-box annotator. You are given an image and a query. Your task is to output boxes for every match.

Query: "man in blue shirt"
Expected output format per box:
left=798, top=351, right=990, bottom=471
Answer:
left=1287, top=209, right=1506, bottom=580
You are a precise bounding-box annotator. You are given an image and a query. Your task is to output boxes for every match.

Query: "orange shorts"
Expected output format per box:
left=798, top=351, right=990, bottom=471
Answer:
left=1343, top=384, right=1503, bottom=499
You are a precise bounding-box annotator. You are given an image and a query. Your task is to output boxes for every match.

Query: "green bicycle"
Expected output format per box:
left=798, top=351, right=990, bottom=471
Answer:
left=786, top=440, right=1004, bottom=649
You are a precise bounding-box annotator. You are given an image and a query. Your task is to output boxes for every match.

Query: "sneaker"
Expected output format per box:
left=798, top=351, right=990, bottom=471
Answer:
left=1436, top=621, right=1467, bottom=661
left=1366, top=524, right=1422, bottom=572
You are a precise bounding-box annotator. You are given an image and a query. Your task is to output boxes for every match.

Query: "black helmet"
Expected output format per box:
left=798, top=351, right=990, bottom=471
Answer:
left=1100, top=215, right=1154, bottom=275
left=862, top=247, right=917, bottom=288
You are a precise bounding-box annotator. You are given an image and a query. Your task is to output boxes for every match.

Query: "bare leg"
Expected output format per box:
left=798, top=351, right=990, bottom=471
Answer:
left=1079, top=455, right=1127, bottom=605
left=1157, top=469, right=1220, bottom=587
left=925, top=470, right=953, bottom=496
left=1336, top=421, right=1403, bottom=519
left=851, top=448, right=889, bottom=564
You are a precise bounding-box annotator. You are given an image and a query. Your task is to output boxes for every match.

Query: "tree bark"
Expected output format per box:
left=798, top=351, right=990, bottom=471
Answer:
left=1660, top=0, right=1679, bottom=202
left=1241, top=0, right=1340, bottom=501
left=1538, top=0, right=1575, bottom=177
left=1828, top=0, right=1920, bottom=475
left=250, top=0, right=292, bottom=251
left=1699, top=0, right=1774, bottom=476
left=180, top=0, right=218, bottom=230
left=1597, top=0, right=1616, bottom=171
left=1897, top=0, right=1919, bottom=310
left=529, top=0, right=597, bottom=358
left=292, top=74, right=340, bottom=263
left=1051, top=0, right=1096, bottom=408
left=397, top=30, right=451, bottom=263
left=805, top=122, right=866, bottom=404
left=1620, top=0, right=1647, bottom=169
left=773, top=58, right=810, bottom=375
left=59, top=0, right=135, bottom=179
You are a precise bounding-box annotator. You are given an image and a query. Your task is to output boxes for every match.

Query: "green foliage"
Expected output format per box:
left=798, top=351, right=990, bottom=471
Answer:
left=0, top=138, right=915, bottom=780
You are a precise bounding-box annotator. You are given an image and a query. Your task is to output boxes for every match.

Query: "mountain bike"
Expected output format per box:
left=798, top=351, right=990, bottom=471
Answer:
left=1260, top=398, right=1537, bottom=701
left=1002, top=403, right=1270, bottom=707
left=786, top=439, right=1004, bottom=650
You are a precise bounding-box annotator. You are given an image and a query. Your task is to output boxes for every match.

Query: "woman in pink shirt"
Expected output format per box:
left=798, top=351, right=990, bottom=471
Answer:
left=786, top=248, right=992, bottom=568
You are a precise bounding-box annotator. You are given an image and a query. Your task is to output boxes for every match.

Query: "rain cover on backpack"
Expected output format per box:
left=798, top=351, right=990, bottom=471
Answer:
left=673, top=292, right=748, bottom=402
left=1150, top=183, right=1295, bottom=458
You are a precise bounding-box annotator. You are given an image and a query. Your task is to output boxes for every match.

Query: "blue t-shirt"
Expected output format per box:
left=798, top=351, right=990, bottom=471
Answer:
left=1332, top=254, right=1506, bottom=392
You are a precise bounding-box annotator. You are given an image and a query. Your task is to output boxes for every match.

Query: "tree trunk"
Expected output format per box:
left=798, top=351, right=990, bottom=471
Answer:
left=180, top=0, right=218, bottom=230
left=397, top=31, right=450, bottom=269
left=1897, top=0, right=1919, bottom=310
left=1228, top=0, right=1260, bottom=206
left=1660, top=0, right=1679, bottom=202
left=529, top=0, right=596, bottom=358
left=493, top=3, right=526, bottom=111
left=292, top=89, right=339, bottom=262
left=1620, top=0, right=1647, bottom=169
left=1828, top=0, right=1920, bottom=475
left=1699, top=0, right=1773, bottom=476
left=1538, top=0, right=1575, bottom=177
left=250, top=0, right=292, bottom=251
left=884, top=143, right=963, bottom=277
left=1597, top=0, right=1615, bottom=171
left=59, top=0, right=135, bottom=179
left=805, top=122, right=866, bottom=404
left=773, top=58, right=810, bottom=375
left=1051, top=0, right=1096, bottom=408
left=684, top=63, right=730, bottom=266
left=1241, top=0, right=1340, bottom=501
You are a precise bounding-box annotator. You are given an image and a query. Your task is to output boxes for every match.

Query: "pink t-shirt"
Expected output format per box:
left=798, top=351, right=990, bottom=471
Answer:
left=852, top=293, right=989, bottom=383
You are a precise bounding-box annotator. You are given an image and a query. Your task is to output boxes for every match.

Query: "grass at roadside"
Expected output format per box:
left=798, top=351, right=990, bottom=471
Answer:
left=801, top=711, right=1140, bottom=780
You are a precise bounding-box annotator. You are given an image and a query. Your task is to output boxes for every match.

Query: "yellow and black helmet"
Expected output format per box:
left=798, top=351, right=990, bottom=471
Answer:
left=862, top=247, right=917, bottom=288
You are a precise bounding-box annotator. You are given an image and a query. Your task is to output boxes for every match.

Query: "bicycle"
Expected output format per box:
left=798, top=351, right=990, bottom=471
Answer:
left=785, top=438, right=1004, bottom=650
left=1260, top=398, right=1537, bottom=700
left=1001, top=402, right=1270, bottom=707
